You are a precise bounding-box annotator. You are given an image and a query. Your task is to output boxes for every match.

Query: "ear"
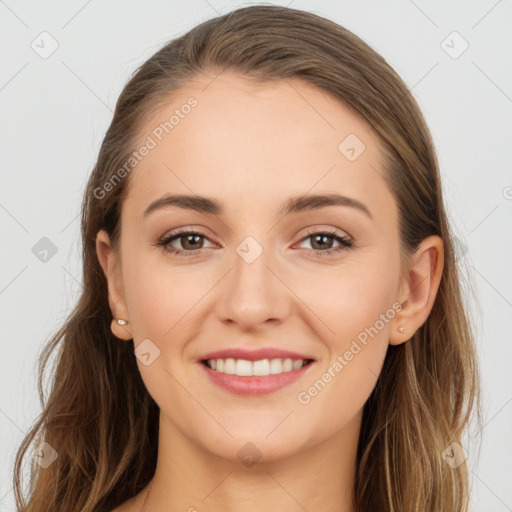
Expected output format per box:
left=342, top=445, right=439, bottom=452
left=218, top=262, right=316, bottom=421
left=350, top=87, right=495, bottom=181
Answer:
left=96, top=229, right=133, bottom=341
left=389, top=235, right=444, bottom=346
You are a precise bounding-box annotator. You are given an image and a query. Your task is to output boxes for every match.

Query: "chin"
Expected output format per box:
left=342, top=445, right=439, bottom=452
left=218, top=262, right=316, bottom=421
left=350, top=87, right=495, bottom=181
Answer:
left=194, top=427, right=312, bottom=466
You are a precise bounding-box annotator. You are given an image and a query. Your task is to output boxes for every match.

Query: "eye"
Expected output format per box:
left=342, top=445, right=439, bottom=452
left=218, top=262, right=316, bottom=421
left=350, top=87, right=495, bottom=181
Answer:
left=297, top=229, right=353, bottom=257
left=155, top=229, right=214, bottom=257
left=154, top=228, right=353, bottom=258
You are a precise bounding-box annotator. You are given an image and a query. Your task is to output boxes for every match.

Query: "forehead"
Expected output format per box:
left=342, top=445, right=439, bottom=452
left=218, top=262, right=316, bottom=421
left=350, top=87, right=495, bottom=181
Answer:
left=124, top=71, right=394, bottom=222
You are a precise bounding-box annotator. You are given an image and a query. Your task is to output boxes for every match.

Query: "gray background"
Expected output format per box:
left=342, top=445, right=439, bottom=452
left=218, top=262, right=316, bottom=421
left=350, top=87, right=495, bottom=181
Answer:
left=1, top=1, right=511, bottom=510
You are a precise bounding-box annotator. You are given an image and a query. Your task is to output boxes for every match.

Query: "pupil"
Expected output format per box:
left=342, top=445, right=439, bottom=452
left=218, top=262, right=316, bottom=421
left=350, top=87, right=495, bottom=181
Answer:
left=314, top=234, right=331, bottom=250
left=184, top=235, right=202, bottom=249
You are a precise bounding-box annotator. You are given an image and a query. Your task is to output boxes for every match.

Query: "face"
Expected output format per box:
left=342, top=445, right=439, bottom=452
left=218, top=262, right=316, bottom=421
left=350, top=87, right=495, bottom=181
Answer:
left=99, top=71, right=408, bottom=463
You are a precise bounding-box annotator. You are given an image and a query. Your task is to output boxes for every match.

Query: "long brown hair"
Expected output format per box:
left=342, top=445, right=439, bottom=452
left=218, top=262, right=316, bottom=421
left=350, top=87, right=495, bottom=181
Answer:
left=13, top=5, right=480, bottom=511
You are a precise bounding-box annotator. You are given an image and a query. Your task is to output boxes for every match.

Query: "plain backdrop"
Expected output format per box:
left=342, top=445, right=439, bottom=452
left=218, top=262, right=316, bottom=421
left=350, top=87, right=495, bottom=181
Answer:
left=1, top=1, right=511, bottom=510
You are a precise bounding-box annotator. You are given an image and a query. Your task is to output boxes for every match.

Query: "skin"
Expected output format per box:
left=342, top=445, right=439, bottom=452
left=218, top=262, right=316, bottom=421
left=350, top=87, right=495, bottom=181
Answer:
left=97, top=71, right=444, bottom=512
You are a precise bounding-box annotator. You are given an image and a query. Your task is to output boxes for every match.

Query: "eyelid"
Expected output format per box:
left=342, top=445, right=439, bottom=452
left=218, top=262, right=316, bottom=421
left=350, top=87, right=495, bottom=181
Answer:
left=158, top=225, right=216, bottom=242
left=299, top=226, right=353, bottom=242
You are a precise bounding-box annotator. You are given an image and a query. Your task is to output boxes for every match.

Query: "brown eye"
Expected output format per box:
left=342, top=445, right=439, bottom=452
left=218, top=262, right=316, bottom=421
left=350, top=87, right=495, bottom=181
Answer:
left=178, top=233, right=204, bottom=250
left=155, top=230, right=214, bottom=257
left=298, top=230, right=353, bottom=257
left=309, top=233, right=336, bottom=250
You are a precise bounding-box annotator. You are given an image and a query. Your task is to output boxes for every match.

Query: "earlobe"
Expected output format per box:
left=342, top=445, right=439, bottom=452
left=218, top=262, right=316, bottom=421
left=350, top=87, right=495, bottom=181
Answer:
left=110, top=318, right=132, bottom=341
left=95, top=230, right=133, bottom=341
left=389, top=235, right=444, bottom=346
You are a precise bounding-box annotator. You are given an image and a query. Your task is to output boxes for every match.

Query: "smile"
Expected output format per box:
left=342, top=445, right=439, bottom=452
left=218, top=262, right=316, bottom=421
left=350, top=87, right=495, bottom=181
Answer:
left=200, top=358, right=315, bottom=396
left=203, top=357, right=313, bottom=376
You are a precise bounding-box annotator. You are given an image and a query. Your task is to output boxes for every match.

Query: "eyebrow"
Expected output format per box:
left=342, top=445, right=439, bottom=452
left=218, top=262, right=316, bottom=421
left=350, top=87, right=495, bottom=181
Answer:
left=143, top=192, right=373, bottom=220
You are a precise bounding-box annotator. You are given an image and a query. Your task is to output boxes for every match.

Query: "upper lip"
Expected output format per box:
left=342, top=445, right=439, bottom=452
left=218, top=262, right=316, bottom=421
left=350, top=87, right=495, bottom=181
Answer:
left=199, top=347, right=315, bottom=362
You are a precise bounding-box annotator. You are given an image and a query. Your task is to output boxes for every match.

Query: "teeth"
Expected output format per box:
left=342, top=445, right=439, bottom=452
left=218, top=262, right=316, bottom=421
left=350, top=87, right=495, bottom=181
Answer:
left=253, top=359, right=270, bottom=376
left=235, top=359, right=252, bottom=376
left=224, top=358, right=236, bottom=375
left=269, top=358, right=283, bottom=374
left=292, top=360, right=303, bottom=370
left=205, top=357, right=309, bottom=376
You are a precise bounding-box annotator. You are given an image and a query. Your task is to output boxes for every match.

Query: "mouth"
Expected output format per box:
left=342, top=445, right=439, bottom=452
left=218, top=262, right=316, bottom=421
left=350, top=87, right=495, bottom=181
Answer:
left=200, top=357, right=315, bottom=376
left=198, top=357, right=316, bottom=396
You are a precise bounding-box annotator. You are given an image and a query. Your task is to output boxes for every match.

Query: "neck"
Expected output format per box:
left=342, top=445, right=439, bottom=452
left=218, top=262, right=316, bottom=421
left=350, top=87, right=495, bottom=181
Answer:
left=142, top=411, right=361, bottom=512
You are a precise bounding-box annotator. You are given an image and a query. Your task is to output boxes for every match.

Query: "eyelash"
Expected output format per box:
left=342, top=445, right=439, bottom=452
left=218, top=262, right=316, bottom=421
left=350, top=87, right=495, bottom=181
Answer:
left=155, top=228, right=353, bottom=258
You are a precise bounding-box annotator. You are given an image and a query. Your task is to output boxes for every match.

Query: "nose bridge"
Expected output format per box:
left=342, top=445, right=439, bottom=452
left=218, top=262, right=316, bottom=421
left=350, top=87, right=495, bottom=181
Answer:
left=215, top=233, right=289, bottom=330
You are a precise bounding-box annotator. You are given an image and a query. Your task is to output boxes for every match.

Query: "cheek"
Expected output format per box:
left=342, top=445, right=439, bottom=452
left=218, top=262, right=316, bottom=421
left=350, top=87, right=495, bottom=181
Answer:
left=290, top=255, right=399, bottom=348
left=123, top=251, right=214, bottom=341
left=290, top=253, right=399, bottom=415
left=121, top=254, right=209, bottom=416
left=292, top=272, right=398, bottom=441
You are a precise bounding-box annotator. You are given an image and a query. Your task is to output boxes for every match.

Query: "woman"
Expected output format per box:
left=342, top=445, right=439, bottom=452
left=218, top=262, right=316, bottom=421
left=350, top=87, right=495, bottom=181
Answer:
left=13, top=5, right=480, bottom=511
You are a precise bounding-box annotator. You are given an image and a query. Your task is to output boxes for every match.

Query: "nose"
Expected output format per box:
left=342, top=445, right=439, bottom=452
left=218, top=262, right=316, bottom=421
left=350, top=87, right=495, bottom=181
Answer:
left=215, top=241, right=292, bottom=333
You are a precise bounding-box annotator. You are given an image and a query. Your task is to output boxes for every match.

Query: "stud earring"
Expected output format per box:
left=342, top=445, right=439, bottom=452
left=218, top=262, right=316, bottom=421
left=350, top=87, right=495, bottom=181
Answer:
left=116, top=318, right=129, bottom=326
left=398, top=326, right=405, bottom=333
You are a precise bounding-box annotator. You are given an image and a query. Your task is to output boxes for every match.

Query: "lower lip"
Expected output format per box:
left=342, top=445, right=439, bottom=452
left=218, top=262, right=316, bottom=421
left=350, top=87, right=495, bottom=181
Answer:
left=199, top=361, right=315, bottom=396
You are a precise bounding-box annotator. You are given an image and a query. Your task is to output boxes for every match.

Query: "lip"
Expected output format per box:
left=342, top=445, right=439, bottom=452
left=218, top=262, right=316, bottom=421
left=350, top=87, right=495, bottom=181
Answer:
left=199, top=359, right=315, bottom=396
left=198, top=347, right=315, bottom=363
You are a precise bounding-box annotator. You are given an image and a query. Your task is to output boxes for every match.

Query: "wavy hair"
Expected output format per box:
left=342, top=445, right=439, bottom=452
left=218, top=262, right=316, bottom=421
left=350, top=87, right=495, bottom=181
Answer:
left=13, top=5, right=480, bottom=511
